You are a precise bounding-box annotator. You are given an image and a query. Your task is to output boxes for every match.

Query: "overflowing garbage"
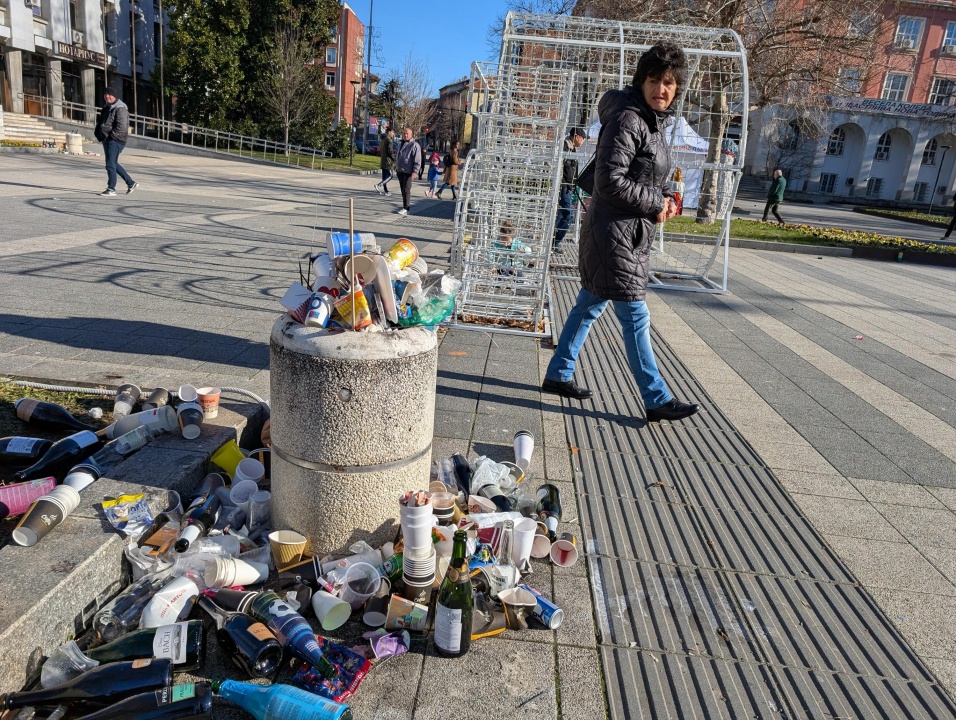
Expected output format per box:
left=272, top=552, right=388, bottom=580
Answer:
left=0, top=381, right=573, bottom=719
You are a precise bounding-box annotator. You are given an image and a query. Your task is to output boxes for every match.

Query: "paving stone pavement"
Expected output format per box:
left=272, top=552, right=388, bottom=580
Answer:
left=1, top=150, right=955, bottom=718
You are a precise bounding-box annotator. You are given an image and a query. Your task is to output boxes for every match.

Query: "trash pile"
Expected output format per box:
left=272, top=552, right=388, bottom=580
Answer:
left=280, top=229, right=461, bottom=332
left=1, top=385, right=571, bottom=719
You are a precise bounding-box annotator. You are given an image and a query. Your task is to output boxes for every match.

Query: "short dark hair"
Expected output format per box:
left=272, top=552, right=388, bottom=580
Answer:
left=569, top=127, right=586, bottom=139
left=632, top=42, right=688, bottom=92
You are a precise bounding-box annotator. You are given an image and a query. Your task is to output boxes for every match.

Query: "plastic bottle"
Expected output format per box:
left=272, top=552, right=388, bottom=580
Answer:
left=105, top=406, right=178, bottom=440
left=211, top=680, right=351, bottom=720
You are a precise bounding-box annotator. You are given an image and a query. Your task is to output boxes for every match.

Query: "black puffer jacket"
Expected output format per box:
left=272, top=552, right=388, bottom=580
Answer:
left=578, top=87, right=672, bottom=302
left=95, top=99, right=130, bottom=145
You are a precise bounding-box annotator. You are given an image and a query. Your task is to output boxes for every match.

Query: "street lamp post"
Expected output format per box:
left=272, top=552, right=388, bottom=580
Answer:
left=350, top=80, right=361, bottom=166
left=929, top=145, right=951, bottom=216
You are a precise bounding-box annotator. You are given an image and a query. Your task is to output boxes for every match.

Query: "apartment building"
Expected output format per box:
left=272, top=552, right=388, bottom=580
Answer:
left=0, top=0, right=166, bottom=118
left=326, top=2, right=365, bottom=127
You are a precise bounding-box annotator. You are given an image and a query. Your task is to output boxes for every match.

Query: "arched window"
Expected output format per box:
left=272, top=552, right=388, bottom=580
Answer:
left=922, top=138, right=938, bottom=165
left=826, top=128, right=846, bottom=156
left=875, top=133, right=892, bottom=161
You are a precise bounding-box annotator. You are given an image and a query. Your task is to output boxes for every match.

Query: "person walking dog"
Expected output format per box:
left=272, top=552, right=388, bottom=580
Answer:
left=94, top=87, right=138, bottom=196
left=762, top=169, right=786, bottom=224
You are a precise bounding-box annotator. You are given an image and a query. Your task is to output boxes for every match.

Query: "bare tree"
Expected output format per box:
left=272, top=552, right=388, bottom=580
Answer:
left=388, top=54, right=435, bottom=138
left=259, top=20, right=322, bottom=153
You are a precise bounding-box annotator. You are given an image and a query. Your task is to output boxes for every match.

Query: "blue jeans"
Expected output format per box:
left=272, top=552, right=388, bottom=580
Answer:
left=545, top=287, right=671, bottom=409
left=103, top=140, right=134, bottom=190
left=437, top=182, right=457, bottom=199
left=554, top=187, right=573, bottom=246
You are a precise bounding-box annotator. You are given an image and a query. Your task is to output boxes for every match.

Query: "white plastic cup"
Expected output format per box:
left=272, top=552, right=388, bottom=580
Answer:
left=512, top=517, right=537, bottom=567
left=233, top=458, right=265, bottom=485
left=312, top=590, right=351, bottom=631
left=339, top=562, right=382, bottom=610
left=206, top=557, right=269, bottom=588
left=513, top=430, right=534, bottom=473
left=247, top=491, right=271, bottom=533
left=400, top=516, right=435, bottom=556
left=312, top=252, right=334, bottom=279
left=229, top=479, right=259, bottom=516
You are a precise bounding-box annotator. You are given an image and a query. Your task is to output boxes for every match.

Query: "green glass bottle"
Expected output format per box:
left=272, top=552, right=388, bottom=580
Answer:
left=85, top=620, right=205, bottom=672
left=434, top=530, right=474, bottom=658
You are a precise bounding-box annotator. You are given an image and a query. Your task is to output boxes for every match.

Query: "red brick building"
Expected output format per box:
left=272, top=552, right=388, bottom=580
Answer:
left=324, top=3, right=365, bottom=126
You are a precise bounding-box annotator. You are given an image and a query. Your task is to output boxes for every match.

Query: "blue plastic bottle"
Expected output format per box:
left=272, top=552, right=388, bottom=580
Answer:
left=212, top=680, right=351, bottom=720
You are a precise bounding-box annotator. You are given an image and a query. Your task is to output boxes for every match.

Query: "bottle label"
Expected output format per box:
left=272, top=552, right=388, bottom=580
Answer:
left=6, top=437, right=40, bottom=455
left=247, top=622, right=275, bottom=641
left=544, top=516, right=559, bottom=536
left=435, top=603, right=463, bottom=653
left=132, top=658, right=152, bottom=668
left=267, top=686, right=343, bottom=719
left=155, top=684, right=195, bottom=705
left=152, top=622, right=189, bottom=663
left=15, top=398, right=39, bottom=422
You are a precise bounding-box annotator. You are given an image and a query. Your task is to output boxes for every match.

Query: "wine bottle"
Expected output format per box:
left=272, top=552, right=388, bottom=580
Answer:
left=434, top=530, right=474, bottom=658
left=196, top=596, right=282, bottom=679
left=0, top=658, right=173, bottom=712
left=535, top=483, right=562, bottom=541
left=14, top=398, right=96, bottom=432
left=174, top=493, right=221, bottom=553
left=13, top=430, right=103, bottom=482
left=212, top=589, right=338, bottom=680
left=0, top=436, right=53, bottom=468
left=85, top=620, right=205, bottom=672
left=211, top=680, right=352, bottom=720
left=84, top=570, right=176, bottom=648
left=74, top=682, right=212, bottom=720
left=105, top=406, right=178, bottom=441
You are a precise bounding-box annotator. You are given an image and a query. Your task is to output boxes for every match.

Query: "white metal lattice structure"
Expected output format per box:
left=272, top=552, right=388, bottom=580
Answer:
left=449, top=61, right=574, bottom=336
left=497, top=12, right=749, bottom=294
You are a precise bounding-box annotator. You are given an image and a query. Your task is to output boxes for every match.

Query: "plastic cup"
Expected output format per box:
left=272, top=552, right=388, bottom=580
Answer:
left=268, top=530, right=307, bottom=569
left=312, top=252, right=334, bottom=279
left=141, top=387, right=170, bottom=411
left=498, top=587, right=538, bottom=630
left=0, top=477, right=57, bottom=520
left=178, top=384, right=198, bottom=403
left=245, top=448, right=271, bottom=481
left=550, top=533, right=578, bottom=568
left=327, top=231, right=367, bottom=258
left=211, top=441, right=245, bottom=477
left=400, top=516, right=435, bottom=557
left=312, top=590, right=351, bottom=631
left=12, top=485, right=81, bottom=547
left=177, top=402, right=203, bottom=440
left=362, top=585, right=391, bottom=628
left=112, top=383, right=141, bottom=420
left=339, top=562, right=382, bottom=610
left=513, top=430, right=535, bottom=473
left=229, top=479, right=259, bottom=516
left=512, top=517, right=537, bottom=567
left=196, top=387, right=221, bottom=419
left=247, top=491, right=271, bottom=533
left=233, top=458, right=265, bottom=485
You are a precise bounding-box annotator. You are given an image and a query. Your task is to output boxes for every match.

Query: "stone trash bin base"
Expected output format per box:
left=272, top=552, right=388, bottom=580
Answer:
left=269, top=317, right=438, bottom=555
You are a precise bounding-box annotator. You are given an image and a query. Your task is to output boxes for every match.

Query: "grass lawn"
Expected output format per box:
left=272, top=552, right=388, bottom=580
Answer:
left=854, top=206, right=953, bottom=228
left=218, top=147, right=379, bottom=172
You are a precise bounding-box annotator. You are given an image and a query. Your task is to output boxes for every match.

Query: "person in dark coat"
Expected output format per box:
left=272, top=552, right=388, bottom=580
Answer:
left=553, top=127, right=586, bottom=252
left=541, top=42, right=700, bottom=423
left=94, top=87, right=137, bottom=196
left=762, top=169, right=786, bottom=223
left=374, top=126, right=396, bottom=196
left=943, top=190, right=956, bottom=240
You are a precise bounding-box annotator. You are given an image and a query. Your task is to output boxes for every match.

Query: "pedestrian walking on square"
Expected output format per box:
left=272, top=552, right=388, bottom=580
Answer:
left=435, top=141, right=461, bottom=200
left=374, top=126, right=395, bottom=196
left=94, top=87, right=138, bottom=197
left=542, top=41, right=700, bottom=424
left=425, top=151, right=442, bottom=197
left=553, top=127, right=587, bottom=253
left=762, top=169, right=786, bottom=223
left=943, top=189, right=956, bottom=240
left=395, top=127, right=422, bottom=215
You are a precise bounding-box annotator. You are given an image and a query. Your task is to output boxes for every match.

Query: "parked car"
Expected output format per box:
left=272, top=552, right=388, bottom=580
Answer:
left=366, top=139, right=381, bottom=155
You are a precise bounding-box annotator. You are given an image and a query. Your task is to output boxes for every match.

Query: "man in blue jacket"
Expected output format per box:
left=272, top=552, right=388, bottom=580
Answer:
left=94, top=87, right=137, bottom=197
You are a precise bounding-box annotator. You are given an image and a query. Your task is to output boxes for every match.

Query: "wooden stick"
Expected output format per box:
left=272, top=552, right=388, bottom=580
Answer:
left=348, top=198, right=356, bottom=330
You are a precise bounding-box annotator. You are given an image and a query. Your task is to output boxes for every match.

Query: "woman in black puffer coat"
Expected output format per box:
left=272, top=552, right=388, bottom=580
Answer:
left=542, top=42, right=700, bottom=424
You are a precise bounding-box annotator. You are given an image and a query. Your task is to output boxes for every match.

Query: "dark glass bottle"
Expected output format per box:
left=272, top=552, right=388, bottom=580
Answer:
left=13, top=430, right=103, bottom=482
left=85, top=620, right=205, bottom=672
left=0, top=436, right=54, bottom=468
left=74, top=682, right=213, bottom=720
left=0, top=658, right=173, bottom=712
left=434, top=530, right=474, bottom=658
left=174, top=494, right=221, bottom=553
left=14, top=398, right=96, bottom=432
left=196, top=596, right=282, bottom=679
left=535, top=483, right=562, bottom=541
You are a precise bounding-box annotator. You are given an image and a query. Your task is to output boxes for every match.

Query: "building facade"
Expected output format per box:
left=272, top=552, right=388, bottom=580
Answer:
left=326, top=2, right=364, bottom=126
left=0, top=0, right=167, bottom=118
left=747, top=0, right=956, bottom=204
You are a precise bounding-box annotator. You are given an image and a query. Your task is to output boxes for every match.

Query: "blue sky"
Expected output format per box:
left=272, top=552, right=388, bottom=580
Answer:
left=350, top=1, right=511, bottom=94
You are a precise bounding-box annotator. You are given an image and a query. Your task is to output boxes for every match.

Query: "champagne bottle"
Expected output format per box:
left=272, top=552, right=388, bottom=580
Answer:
left=535, top=483, right=562, bottom=541
left=196, top=595, right=282, bottom=679
left=0, top=436, right=53, bottom=468
left=84, top=570, right=176, bottom=648
left=434, top=530, right=474, bottom=658
left=13, top=430, right=103, bottom=482
left=74, top=682, right=212, bottom=720
left=14, top=398, right=96, bottom=432
left=174, top=494, right=221, bottom=553
left=211, top=680, right=352, bottom=720
left=0, top=658, right=173, bottom=712
left=85, top=620, right=205, bottom=672
left=212, top=589, right=338, bottom=680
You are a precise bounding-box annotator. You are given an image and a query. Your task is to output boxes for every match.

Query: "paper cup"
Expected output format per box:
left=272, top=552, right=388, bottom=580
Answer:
left=430, top=492, right=458, bottom=524
left=268, top=530, right=307, bottom=569
left=498, top=587, right=538, bottom=630
left=229, top=479, right=259, bottom=516
left=512, top=517, right=537, bottom=567
left=362, top=586, right=391, bottom=628
left=385, top=594, right=428, bottom=632
left=340, top=562, right=382, bottom=610
left=12, top=485, right=80, bottom=547
left=312, top=252, right=334, bottom=279
left=467, top=495, right=498, bottom=514
left=178, top=384, right=198, bottom=403
left=513, top=430, right=534, bottom=473
left=211, top=441, right=245, bottom=477
left=550, top=533, right=578, bottom=568
left=402, top=548, right=436, bottom=579
left=208, top=558, right=269, bottom=588
left=312, top=590, right=351, bottom=631
left=112, top=383, right=141, bottom=420
left=400, top=574, right=434, bottom=604
left=177, top=402, right=203, bottom=440
left=196, top=387, right=221, bottom=419
left=233, top=458, right=265, bottom=485
left=141, top=387, right=170, bottom=411
left=530, top=531, right=552, bottom=559
left=327, top=231, right=366, bottom=258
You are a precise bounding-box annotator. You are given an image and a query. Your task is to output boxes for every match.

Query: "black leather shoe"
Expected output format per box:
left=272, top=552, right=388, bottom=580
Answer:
left=542, top=377, right=593, bottom=400
left=646, top=399, right=700, bottom=423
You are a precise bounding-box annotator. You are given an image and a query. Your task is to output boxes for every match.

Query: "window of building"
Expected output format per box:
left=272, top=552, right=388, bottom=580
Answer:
left=326, top=47, right=336, bottom=65
left=820, top=173, right=837, bottom=194
left=866, top=177, right=884, bottom=198
left=929, top=77, right=956, bottom=106
left=826, top=128, right=846, bottom=156
left=69, top=0, right=77, bottom=29
left=154, top=22, right=161, bottom=60
left=105, top=13, right=115, bottom=44
left=31, top=0, right=42, bottom=17
left=837, top=68, right=862, bottom=95
left=874, top=133, right=892, bottom=161
left=325, top=71, right=336, bottom=90
left=882, top=73, right=908, bottom=101
left=848, top=11, right=877, bottom=39
left=923, top=138, right=939, bottom=165
left=944, top=22, right=956, bottom=51
left=894, top=18, right=923, bottom=50
left=914, top=182, right=929, bottom=202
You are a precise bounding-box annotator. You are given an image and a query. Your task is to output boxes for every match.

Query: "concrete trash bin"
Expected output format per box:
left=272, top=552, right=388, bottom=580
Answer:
left=66, top=133, right=83, bottom=154
left=269, top=317, right=438, bottom=554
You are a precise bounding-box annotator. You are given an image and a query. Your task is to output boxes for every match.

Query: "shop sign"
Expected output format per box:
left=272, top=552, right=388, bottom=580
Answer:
left=55, top=41, right=107, bottom=66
